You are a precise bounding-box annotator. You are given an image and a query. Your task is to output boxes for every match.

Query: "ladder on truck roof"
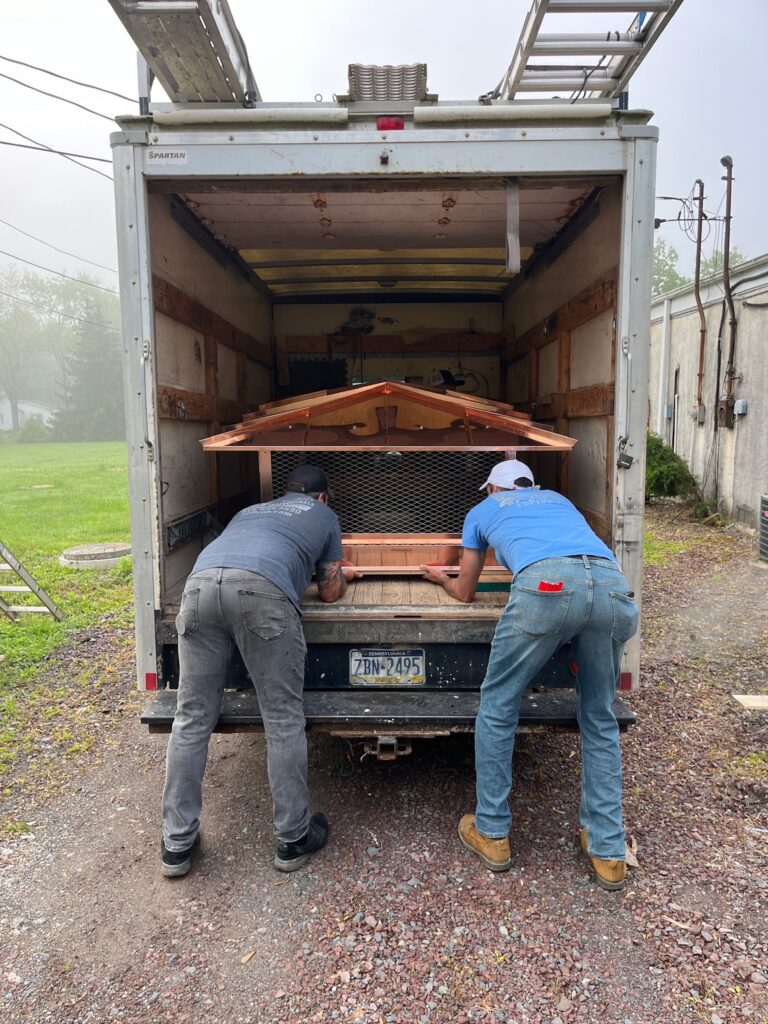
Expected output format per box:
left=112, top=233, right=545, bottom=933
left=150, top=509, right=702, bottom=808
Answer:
left=0, top=539, right=63, bottom=623
left=496, top=0, right=684, bottom=102
left=106, top=0, right=259, bottom=106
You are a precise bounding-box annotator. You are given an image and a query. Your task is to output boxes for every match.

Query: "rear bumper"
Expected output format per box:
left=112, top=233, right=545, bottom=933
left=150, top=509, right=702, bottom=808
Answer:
left=141, top=688, right=636, bottom=734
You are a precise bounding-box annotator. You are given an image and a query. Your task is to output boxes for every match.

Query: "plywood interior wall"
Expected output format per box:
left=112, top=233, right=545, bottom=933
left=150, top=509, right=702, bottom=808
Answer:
left=502, top=185, right=622, bottom=542
left=275, top=300, right=504, bottom=397
left=150, top=194, right=275, bottom=600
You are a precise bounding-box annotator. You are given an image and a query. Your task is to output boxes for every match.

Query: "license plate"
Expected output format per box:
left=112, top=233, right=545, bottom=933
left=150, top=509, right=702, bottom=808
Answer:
left=349, top=648, right=425, bottom=686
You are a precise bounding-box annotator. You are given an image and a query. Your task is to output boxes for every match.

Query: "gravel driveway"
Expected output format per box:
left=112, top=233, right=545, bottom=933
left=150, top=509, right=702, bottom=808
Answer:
left=1, top=505, right=767, bottom=1024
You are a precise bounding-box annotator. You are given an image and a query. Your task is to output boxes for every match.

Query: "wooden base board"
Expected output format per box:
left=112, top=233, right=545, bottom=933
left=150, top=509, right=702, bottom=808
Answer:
left=733, top=694, right=768, bottom=711
left=343, top=566, right=509, bottom=579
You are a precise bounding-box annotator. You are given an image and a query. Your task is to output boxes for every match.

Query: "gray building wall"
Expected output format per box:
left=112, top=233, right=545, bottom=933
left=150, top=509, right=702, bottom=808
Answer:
left=649, top=254, right=768, bottom=527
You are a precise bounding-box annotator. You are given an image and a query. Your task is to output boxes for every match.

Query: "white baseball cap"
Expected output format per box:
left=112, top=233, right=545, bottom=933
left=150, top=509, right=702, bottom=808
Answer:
left=479, top=459, right=535, bottom=491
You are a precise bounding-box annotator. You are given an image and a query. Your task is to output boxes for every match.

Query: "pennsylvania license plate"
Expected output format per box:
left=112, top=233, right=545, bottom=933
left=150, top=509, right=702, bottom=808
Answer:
left=349, top=648, right=425, bottom=686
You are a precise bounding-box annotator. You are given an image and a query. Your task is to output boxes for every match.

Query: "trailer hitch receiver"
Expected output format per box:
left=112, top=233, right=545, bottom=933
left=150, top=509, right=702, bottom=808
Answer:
left=363, top=736, right=413, bottom=761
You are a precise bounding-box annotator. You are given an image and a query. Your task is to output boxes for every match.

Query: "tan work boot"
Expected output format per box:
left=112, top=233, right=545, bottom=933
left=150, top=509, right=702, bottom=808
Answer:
left=458, top=814, right=512, bottom=871
left=579, top=828, right=626, bottom=891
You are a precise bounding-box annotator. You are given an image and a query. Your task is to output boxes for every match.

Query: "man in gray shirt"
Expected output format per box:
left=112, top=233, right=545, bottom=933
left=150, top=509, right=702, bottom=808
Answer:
left=161, top=465, right=359, bottom=877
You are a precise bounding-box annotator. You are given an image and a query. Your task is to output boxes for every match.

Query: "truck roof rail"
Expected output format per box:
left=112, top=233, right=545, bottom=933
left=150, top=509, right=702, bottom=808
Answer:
left=493, top=0, right=684, bottom=103
left=107, top=0, right=259, bottom=106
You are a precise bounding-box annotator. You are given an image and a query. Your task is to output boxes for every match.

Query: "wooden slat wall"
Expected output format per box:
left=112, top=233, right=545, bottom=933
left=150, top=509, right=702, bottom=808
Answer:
left=153, top=276, right=273, bottom=368
left=282, top=332, right=502, bottom=355
left=503, top=271, right=618, bottom=540
left=153, top=275, right=272, bottom=518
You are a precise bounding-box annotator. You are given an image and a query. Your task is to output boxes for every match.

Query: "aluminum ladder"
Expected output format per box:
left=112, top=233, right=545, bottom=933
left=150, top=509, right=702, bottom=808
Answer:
left=497, top=0, right=684, bottom=102
left=0, top=540, right=63, bottom=623
left=106, top=0, right=259, bottom=106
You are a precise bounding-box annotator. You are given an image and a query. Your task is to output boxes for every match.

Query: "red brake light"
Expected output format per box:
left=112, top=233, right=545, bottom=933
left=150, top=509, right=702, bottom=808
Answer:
left=376, top=116, right=405, bottom=131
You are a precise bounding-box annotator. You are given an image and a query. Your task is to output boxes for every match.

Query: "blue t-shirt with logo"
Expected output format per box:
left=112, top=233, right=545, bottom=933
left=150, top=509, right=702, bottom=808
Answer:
left=191, top=494, right=344, bottom=610
left=461, top=489, right=616, bottom=576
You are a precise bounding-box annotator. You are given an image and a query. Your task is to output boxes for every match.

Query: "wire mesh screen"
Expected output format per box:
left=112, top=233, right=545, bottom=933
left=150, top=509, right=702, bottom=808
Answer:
left=270, top=451, right=501, bottom=534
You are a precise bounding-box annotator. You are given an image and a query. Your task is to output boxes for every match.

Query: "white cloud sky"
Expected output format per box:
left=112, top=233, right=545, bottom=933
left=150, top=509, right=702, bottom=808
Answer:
left=0, top=0, right=764, bottom=285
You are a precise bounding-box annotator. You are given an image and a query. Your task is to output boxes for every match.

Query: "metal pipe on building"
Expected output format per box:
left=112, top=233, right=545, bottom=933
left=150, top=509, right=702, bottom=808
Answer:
left=656, top=296, right=672, bottom=436
left=693, top=179, right=707, bottom=413
left=720, top=156, right=738, bottom=398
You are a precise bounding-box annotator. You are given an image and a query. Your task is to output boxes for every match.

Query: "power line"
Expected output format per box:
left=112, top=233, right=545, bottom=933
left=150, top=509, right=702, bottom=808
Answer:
left=0, top=287, right=119, bottom=331
left=0, top=120, right=112, bottom=180
left=0, top=139, right=111, bottom=163
left=0, top=71, right=115, bottom=122
left=0, top=53, right=136, bottom=103
left=0, top=249, right=119, bottom=294
left=0, top=217, right=118, bottom=274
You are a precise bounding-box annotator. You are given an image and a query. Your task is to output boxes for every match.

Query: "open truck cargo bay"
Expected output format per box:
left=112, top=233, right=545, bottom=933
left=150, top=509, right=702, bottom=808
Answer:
left=111, top=72, right=655, bottom=740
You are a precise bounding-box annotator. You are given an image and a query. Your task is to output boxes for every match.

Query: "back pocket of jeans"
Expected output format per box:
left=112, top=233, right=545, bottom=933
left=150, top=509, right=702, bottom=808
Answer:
left=512, top=586, right=572, bottom=637
left=176, top=587, right=200, bottom=636
left=239, top=589, right=286, bottom=641
left=610, top=591, right=639, bottom=643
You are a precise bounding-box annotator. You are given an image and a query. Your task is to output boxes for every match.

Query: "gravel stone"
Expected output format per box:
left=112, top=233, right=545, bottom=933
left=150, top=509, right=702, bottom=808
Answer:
left=1, top=505, right=767, bottom=1024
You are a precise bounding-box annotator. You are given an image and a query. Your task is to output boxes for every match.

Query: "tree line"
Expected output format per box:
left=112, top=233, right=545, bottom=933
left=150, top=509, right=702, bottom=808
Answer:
left=0, top=265, right=124, bottom=441
left=652, top=241, right=747, bottom=298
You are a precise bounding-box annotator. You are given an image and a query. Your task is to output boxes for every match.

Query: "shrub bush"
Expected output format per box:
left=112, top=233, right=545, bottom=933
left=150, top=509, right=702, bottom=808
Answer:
left=645, top=432, right=698, bottom=500
left=15, top=416, right=53, bottom=444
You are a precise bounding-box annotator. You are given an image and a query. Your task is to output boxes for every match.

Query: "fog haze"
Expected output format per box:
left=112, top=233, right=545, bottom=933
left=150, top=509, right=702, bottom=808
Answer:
left=1, top=0, right=765, bottom=285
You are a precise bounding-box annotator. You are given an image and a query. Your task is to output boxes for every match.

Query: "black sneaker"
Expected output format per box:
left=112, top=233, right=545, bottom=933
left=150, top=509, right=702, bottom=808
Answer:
left=161, top=835, right=200, bottom=878
left=273, top=813, right=329, bottom=873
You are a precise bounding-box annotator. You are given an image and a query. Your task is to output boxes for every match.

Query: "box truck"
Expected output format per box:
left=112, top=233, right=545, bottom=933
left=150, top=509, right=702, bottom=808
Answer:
left=107, top=15, right=660, bottom=748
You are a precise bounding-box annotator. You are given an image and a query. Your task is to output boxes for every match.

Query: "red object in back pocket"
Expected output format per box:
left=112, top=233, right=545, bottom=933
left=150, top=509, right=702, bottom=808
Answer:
left=537, top=580, right=563, bottom=592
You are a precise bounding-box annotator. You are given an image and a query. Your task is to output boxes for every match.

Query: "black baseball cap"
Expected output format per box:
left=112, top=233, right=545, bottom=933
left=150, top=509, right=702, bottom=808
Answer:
left=284, top=464, right=332, bottom=497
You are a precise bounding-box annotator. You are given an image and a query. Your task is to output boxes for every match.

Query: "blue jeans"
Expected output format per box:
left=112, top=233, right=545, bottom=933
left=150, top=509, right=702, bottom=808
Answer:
left=162, top=569, right=310, bottom=851
left=474, top=556, right=639, bottom=859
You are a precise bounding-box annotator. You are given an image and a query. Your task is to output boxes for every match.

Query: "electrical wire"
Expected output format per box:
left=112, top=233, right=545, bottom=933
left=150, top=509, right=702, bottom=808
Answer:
left=0, top=71, right=115, bottom=122
left=570, top=54, right=608, bottom=104
left=0, top=140, right=111, bottom=163
left=0, top=249, right=118, bottom=294
left=0, top=53, right=136, bottom=103
left=0, top=287, right=119, bottom=331
left=0, top=217, right=117, bottom=274
left=0, top=120, right=112, bottom=180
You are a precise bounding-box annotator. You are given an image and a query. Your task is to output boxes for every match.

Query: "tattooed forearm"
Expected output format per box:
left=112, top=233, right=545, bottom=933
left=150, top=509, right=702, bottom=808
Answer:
left=316, top=560, right=347, bottom=603
left=317, top=560, right=343, bottom=585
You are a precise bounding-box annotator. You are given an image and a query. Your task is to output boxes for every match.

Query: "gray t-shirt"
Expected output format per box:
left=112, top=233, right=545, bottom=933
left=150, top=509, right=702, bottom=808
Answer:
left=191, top=494, right=344, bottom=610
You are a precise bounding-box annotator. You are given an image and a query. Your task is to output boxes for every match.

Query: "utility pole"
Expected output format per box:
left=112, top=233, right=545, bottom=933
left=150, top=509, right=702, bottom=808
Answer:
left=693, top=178, right=707, bottom=421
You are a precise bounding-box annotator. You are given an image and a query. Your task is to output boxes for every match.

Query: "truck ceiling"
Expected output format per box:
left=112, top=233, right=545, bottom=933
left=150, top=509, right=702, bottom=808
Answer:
left=151, top=179, right=605, bottom=302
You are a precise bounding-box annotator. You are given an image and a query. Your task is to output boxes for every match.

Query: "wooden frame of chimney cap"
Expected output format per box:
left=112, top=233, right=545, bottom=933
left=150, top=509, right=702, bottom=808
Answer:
left=338, top=536, right=510, bottom=578
left=200, top=380, right=576, bottom=453
left=212, top=382, right=569, bottom=577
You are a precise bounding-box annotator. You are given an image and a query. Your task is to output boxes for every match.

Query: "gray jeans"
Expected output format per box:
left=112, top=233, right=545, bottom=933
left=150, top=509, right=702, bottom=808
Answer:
left=162, top=568, right=310, bottom=850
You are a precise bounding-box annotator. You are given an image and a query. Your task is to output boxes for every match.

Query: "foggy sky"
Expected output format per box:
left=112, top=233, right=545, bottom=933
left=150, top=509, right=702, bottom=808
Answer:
left=1, top=0, right=764, bottom=287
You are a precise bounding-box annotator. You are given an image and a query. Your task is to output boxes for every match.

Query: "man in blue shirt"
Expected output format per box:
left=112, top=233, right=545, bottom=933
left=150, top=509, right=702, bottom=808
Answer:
left=421, top=459, right=638, bottom=890
left=162, top=465, right=360, bottom=878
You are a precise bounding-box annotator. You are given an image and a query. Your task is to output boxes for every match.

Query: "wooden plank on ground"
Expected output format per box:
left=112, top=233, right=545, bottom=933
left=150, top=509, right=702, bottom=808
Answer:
left=733, top=695, right=768, bottom=710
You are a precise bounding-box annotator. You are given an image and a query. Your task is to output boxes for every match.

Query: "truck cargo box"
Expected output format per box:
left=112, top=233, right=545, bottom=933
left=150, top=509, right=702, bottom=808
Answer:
left=112, top=91, right=654, bottom=741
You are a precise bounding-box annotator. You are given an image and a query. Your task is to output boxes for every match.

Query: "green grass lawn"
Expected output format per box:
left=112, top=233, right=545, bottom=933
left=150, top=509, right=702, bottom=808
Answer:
left=0, top=442, right=133, bottom=684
